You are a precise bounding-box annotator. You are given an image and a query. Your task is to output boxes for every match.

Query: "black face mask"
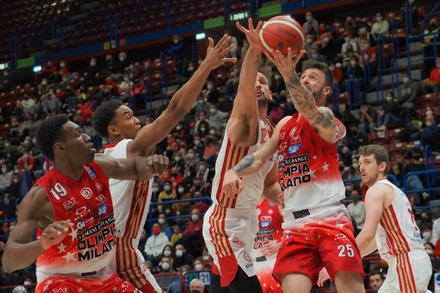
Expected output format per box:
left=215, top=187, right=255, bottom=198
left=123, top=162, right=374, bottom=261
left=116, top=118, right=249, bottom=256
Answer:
left=431, top=24, right=438, bottom=29
left=190, top=290, right=201, bottom=293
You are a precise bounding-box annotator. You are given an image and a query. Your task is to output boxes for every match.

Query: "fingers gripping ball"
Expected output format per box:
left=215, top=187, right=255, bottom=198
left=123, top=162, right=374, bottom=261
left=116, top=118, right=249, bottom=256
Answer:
left=259, top=16, right=305, bottom=57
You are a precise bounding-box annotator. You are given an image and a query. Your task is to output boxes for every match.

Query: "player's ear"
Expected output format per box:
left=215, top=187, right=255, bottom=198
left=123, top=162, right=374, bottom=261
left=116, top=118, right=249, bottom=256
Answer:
left=323, top=85, right=331, bottom=97
left=54, top=141, right=65, bottom=153
left=108, top=125, right=120, bottom=137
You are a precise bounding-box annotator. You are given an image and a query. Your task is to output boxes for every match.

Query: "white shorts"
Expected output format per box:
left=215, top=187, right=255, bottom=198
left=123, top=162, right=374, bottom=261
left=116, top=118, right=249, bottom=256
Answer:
left=379, top=249, right=432, bottom=293
left=203, top=204, right=259, bottom=280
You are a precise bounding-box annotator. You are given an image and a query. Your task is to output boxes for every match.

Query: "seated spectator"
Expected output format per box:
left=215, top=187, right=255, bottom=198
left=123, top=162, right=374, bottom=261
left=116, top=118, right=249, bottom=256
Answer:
left=346, top=189, right=366, bottom=229
left=192, top=258, right=205, bottom=271
left=370, top=13, right=390, bottom=41
left=158, top=213, right=173, bottom=239
left=170, top=225, right=183, bottom=247
left=172, top=243, right=195, bottom=272
left=358, top=102, right=377, bottom=134
left=302, top=11, right=320, bottom=40
left=374, top=92, right=400, bottom=131
left=0, top=164, right=12, bottom=192
left=346, top=124, right=369, bottom=150
left=12, top=286, right=28, bottom=293
left=402, top=151, right=430, bottom=205
left=425, top=241, right=440, bottom=270
left=158, top=181, right=176, bottom=211
left=421, top=113, right=440, bottom=152
left=158, top=255, right=175, bottom=273
left=368, top=271, right=385, bottom=293
left=182, top=207, right=204, bottom=257
left=421, top=223, right=435, bottom=245
left=397, top=72, right=418, bottom=116
left=144, top=223, right=170, bottom=265
left=341, top=32, right=359, bottom=54
left=421, top=57, right=440, bottom=94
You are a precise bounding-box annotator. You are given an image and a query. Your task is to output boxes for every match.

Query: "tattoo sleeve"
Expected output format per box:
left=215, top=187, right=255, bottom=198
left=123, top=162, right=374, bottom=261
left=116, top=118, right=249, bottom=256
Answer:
left=313, top=107, right=336, bottom=130
left=231, top=154, right=255, bottom=173
left=285, top=73, right=315, bottom=112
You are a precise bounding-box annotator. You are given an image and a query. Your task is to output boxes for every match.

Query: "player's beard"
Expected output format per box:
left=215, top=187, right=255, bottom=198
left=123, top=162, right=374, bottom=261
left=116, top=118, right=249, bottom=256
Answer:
left=257, top=93, right=271, bottom=107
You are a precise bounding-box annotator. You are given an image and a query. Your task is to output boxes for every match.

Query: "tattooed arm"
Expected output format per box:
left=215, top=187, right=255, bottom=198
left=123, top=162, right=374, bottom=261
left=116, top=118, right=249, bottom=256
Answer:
left=266, top=49, right=337, bottom=143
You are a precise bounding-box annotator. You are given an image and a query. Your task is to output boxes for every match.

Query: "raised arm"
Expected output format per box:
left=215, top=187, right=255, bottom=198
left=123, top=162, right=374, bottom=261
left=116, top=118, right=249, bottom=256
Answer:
left=227, top=18, right=263, bottom=146
left=128, top=35, right=236, bottom=157
left=2, top=187, right=73, bottom=272
left=265, top=49, right=337, bottom=143
left=95, top=153, right=169, bottom=180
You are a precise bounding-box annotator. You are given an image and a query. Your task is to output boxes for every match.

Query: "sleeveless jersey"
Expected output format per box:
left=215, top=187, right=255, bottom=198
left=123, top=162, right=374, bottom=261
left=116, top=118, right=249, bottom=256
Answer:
left=211, top=117, right=275, bottom=209
left=103, top=139, right=153, bottom=241
left=254, top=199, right=283, bottom=256
left=374, top=179, right=424, bottom=259
left=36, top=161, right=115, bottom=277
left=277, top=114, right=346, bottom=222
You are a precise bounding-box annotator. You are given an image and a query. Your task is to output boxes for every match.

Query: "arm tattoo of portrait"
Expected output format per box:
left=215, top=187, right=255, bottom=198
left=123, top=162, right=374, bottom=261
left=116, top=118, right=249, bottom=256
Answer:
left=232, top=155, right=255, bottom=173
left=285, top=74, right=314, bottom=111
left=313, top=107, right=336, bottom=129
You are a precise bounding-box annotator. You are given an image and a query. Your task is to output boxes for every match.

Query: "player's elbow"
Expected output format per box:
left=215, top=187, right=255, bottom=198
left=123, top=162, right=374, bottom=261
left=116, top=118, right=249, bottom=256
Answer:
left=2, top=258, right=17, bottom=273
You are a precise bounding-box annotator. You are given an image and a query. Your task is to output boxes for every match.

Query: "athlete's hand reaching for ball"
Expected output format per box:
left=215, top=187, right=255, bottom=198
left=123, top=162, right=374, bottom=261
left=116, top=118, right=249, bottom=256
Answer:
left=40, top=220, right=73, bottom=250
left=222, top=170, right=243, bottom=198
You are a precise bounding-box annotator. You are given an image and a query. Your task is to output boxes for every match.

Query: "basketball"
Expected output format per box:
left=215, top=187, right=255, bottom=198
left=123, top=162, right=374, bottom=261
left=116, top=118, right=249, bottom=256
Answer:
left=259, top=16, right=305, bottom=57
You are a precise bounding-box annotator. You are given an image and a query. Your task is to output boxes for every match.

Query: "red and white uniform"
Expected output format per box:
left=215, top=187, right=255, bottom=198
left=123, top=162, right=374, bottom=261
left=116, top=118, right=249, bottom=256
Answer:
left=254, top=199, right=283, bottom=293
left=374, top=179, right=431, bottom=293
left=273, top=114, right=364, bottom=283
left=203, top=117, right=275, bottom=287
left=104, top=139, right=161, bottom=293
left=35, top=162, right=139, bottom=292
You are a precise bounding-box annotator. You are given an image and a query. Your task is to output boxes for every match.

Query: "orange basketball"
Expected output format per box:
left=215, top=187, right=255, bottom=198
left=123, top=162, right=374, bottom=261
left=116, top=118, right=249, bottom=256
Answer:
left=259, top=16, right=305, bottom=57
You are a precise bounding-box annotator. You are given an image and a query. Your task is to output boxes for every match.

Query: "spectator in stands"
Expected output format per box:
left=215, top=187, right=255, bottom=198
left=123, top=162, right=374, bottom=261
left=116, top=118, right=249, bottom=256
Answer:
left=305, top=47, right=327, bottom=64
left=189, top=278, right=206, bottom=293
left=0, top=69, right=11, bottom=92
left=83, top=58, right=102, bottom=86
left=390, top=163, right=404, bottom=188
left=358, top=102, right=377, bottom=134
left=176, top=183, right=191, bottom=213
left=422, top=18, right=440, bottom=78
left=368, top=271, right=385, bottom=293
left=346, top=124, right=369, bottom=150
left=207, top=104, right=227, bottom=131
left=302, top=11, right=319, bottom=40
left=144, top=222, right=170, bottom=265
left=12, top=285, right=28, bottom=293
left=170, top=225, right=183, bottom=247
left=370, top=13, right=389, bottom=41
left=424, top=241, right=440, bottom=271
left=0, top=164, right=12, bottom=192
left=114, top=51, right=130, bottom=75
left=158, top=212, right=173, bottom=239
left=17, top=151, right=34, bottom=173
left=182, top=207, right=204, bottom=257
left=40, top=88, right=61, bottom=114
left=374, top=92, right=400, bottom=131
left=172, top=243, right=195, bottom=271
left=303, top=33, right=317, bottom=56
left=402, top=151, right=430, bottom=205
left=359, top=38, right=377, bottom=73
left=158, top=255, right=174, bottom=273
left=357, top=25, right=373, bottom=45
left=319, top=32, right=339, bottom=62
left=329, top=62, right=343, bottom=87
left=347, top=189, right=366, bottom=229
left=21, top=94, right=38, bottom=115
left=101, top=54, right=114, bottom=79
left=397, top=72, right=418, bottom=116
left=192, top=258, right=205, bottom=271
left=167, top=35, right=185, bottom=60
left=225, top=71, right=239, bottom=101
left=421, top=113, right=440, bottom=152
left=400, top=0, right=421, bottom=34
left=57, top=60, right=69, bottom=78
left=421, top=223, right=435, bottom=245
left=341, top=32, right=359, bottom=54
left=421, top=56, right=440, bottom=94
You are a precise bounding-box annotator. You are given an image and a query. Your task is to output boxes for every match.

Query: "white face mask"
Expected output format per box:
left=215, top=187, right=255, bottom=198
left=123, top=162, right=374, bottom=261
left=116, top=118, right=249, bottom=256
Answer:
left=194, top=264, right=203, bottom=271
left=352, top=163, right=359, bottom=169
left=175, top=249, right=183, bottom=257
left=191, top=214, right=199, bottom=222
left=426, top=248, right=434, bottom=254
left=24, top=281, right=32, bottom=286
left=323, top=37, right=329, bottom=43
left=306, top=16, right=312, bottom=21
left=346, top=185, right=353, bottom=192
left=386, top=96, right=393, bottom=102
left=402, top=77, right=409, bottom=83
left=422, top=231, right=432, bottom=239
left=187, top=153, right=194, bottom=159
left=350, top=61, right=357, bottom=67
left=207, top=84, right=214, bottom=91
left=164, top=186, right=171, bottom=192
left=178, top=187, right=185, bottom=193
left=163, top=250, right=172, bottom=257
left=306, top=38, right=313, bottom=44
left=209, top=108, right=216, bottom=114
left=161, top=262, right=170, bottom=271
left=158, top=218, right=165, bottom=224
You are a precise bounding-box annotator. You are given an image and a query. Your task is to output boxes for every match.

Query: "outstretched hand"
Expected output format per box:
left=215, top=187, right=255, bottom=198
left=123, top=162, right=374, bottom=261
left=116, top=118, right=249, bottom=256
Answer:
left=264, top=48, right=306, bottom=80
left=236, top=18, right=263, bottom=48
left=203, top=34, right=237, bottom=70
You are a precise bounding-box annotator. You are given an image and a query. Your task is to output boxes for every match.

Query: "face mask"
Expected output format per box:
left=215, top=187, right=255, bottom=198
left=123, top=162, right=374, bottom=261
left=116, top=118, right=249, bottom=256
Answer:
left=165, top=209, right=171, bottom=214
left=311, top=54, right=318, bottom=59
left=158, top=218, right=165, bottom=224
left=191, top=214, right=199, bottom=222
left=194, top=140, right=200, bottom=145
left=209, top=108, right=216, bottom=114
left=13, top=179, right=19, bottom=183
left=199, top=165, right=206, bottom=171
left=422, top=231, right=431, bottom=239
left=153, top=187, right=159, bottom=193
left=173, top=39, right=179, bottom=44
left=174, top=156, right=180, bottom=161
left=306, top=16, right=312, bottom=21
left=164, top=186, right=171, bottom=192
left=329, top=66, right=335, bottom=71
left=352, top=163, right=359, bottom=169
left=153, top=227, right=161, bottom=235
left=187, top=153, right=194, bottom=159
left=188, top=66, right=194, bottom=71
left=200, top=127, right=206, bottom=132
left=199, top=116, right=205, bottom=121
left=209, top=130, right=216, bottom=135
left=23, top=154, right=29, bottom=160
left=426, top=248, right=434, bottom=254
left=194, top=264, right=203, bottom=271
left=42, top=81, right=47, bottom=86
left=207, top=84, right=214, bottom=91
left=176, top=125, right=182, bottom=131
left=363, top=44, right=369, bottom=50
left=403, top=77, right=409, bottom=83
left=350, top=61, right=357, bottom=66
left=24, top=281, right=32, bottom=286
left=306, top=38, right=313, bottom=44
left=90, top=62, right=96, bottom=67
left=164, top=250, right=172, bottom=256
left=178, top=187, right=185, bottom=193
left=376, top=17, right=382, bottom=21
left=175, top=249, right=183, bottom=257
left=4, top=143, right=9, bottom=147
left=323, top=37, right=329, bottom=43
left=346, top=185, right=353, bottom=192
left=161, top=262, right=170, bottom=271
left=409, top=0, right=415, bottom=4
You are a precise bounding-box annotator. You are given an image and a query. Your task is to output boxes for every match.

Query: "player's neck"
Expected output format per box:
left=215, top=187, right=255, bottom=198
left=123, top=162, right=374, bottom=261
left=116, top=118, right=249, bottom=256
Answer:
left=53, top=161, right=83, bottom=182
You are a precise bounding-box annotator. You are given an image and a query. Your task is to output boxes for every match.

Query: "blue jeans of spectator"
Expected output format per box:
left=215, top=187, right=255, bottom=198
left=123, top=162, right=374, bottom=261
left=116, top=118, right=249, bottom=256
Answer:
left=377, top=112, right=399, bottom=128
left=406, top=175, right=424, bottom=204
left=359, top=122, right=375, bottom=134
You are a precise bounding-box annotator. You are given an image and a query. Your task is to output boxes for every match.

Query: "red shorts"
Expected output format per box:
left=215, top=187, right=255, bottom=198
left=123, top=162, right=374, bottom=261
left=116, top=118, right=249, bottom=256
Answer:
left=273, top=217, right=364, bottom=284
left=36, top=273, right=140, bottom=293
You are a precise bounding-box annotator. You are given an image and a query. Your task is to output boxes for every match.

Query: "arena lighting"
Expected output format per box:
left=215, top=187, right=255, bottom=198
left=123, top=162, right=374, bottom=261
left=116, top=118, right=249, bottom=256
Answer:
left=33, top=65, right=42, bottom=73
left=195, top=32, right=206, bottom=40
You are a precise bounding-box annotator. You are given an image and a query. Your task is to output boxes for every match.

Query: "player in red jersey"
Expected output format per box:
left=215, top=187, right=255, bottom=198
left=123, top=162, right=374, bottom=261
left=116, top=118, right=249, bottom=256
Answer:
left=92, top=34, right=235, bottom=292
left=2, top=114, right=168, bottom=293
left=254, top=197, right=283, bottom=293
left=222, top=49, right=365, bottom=293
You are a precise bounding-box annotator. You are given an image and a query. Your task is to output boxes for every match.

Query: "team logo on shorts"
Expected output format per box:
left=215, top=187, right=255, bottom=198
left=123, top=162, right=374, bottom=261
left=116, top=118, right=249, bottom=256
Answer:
left=80, top=187, right=93, bottom=200
left=243, top=251, right=252, bottom=262
left=231, top=239, right=245, bottom=247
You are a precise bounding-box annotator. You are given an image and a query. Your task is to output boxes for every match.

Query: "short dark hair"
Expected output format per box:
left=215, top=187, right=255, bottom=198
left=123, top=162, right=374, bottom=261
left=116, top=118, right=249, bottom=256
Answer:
left=358, top=144, right=390, bottom=173
left=302, top=60, right=334, bottom=91
left=93, top=99, right=123, bottom=138
left=369, top=270, right=385, bottom=280
left=36, top=114, right=70, bottom=161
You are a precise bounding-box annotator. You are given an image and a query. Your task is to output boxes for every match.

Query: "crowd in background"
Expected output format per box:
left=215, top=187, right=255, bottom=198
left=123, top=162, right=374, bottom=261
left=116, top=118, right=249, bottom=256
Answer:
left=0, top=1, right=440, bottom=292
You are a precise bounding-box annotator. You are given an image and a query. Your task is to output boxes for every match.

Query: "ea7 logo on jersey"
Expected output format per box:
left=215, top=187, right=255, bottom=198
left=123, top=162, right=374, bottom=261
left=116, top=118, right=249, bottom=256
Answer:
left=81, top=187, right=93, bottom=200
left=288, top=144, right=302, bottom=155
left=98, top=204, right=107, bottom=217
left=63, top=197, right=78, bottom=210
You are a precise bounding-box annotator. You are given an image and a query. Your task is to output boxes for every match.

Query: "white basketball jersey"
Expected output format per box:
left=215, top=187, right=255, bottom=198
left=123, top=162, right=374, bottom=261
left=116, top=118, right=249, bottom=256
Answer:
left=104, top=139, right=153, bottom=241
left=375, top=179, right=424, bottom=259
left=211, top=117, right=275, bottom=209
